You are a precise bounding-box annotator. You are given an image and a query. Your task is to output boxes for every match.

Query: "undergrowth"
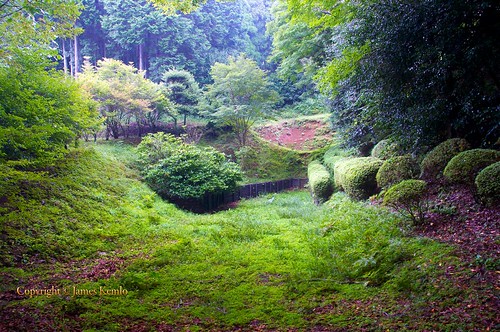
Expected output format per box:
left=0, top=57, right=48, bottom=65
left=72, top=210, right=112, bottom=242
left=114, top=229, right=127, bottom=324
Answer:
left=0, top=141, right=475, bottom=331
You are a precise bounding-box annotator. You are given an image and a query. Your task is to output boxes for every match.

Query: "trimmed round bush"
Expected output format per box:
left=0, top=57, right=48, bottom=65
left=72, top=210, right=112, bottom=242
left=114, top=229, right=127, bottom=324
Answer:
left=475, top=162, right=500, bottom=207
left=308, top=160, right=333, bottom=203
left=420, top=138, right=470, bottom=179
left=334, top=157, right=383, bottom=200
left=376, top=155, right=420, bottom=190
left=383, top=179, right=428, bottom=224
left=323, top=147, right=351, bottom=189
left=371, top=139, right=401, bottom=160
left=443, top=149, right=500, bottom=185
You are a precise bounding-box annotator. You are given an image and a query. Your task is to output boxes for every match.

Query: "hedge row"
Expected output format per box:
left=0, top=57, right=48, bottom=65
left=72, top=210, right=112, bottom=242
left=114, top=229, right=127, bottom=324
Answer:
left=475, top=162, right=500, bottom=207
left=307, top=160, right=332, bottom=203
left=312, top=138, right=498, bottom=208
left=443, top=149, right=500, bottom=185
left=334, top=157, right=383, bottom=200
left=420, top=138, right=470, bottom=180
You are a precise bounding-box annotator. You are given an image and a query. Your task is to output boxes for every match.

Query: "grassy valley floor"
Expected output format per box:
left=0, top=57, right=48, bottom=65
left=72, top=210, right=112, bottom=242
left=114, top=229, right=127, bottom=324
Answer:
left=0, top=142, right=498, bottom=331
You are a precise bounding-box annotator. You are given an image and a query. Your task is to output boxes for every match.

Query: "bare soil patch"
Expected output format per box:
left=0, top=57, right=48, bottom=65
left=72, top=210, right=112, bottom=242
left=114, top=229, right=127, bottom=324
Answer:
left=255, top=119, right=333, bottom=150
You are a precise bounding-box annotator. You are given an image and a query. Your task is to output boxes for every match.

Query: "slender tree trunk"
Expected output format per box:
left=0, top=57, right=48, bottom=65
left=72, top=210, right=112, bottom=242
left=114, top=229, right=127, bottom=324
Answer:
left=74, top=35, right=79, bottom=77
left=69, top=39, right=74, bottom=77
left=138, top=44, right=144, bottom=72
left=62, top=40, right=68, bottom=75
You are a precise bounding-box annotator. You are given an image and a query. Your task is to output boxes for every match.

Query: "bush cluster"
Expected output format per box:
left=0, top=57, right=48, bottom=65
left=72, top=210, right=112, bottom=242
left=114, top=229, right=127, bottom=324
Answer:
left=334, top=157, right=383, bottom=200
left=323, top=146, right=351, bottom=190
left=420, top=138, right=470, bottom=180
left=475, top=162, right=500, bottom=207
left=137, top=133, right=242, bottom=199
left=443, top=149, right=500, bottom=185
left=307, top=160, right=332, bottom=203
left=383, top=179, right=428, bottom=224
left=371, top=139, right=401, bottom=160
left=376, top=155, right=420, bottom=190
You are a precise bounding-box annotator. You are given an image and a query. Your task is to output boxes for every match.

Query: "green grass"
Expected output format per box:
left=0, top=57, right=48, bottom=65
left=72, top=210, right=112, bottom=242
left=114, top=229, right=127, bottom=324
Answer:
left=0, top=141, right=478, bottom=331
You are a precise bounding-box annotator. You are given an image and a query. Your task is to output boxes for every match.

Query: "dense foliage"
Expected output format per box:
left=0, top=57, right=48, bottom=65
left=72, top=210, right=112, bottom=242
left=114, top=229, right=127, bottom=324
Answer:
left=443, top=149, right=500, bottom=185
left=137, top=133, right=242, bottom=199
left=0, top=0, right=98, bottom=167
left=475, top=162, right=500, bottom=207
left=162, top=69, right=202, bottom=126
left=307, top=160, right=332, bottom=203
left=71, top=0, right=272, bottom=84
left=79, top=58, right=170, bottom=139
left=269, top=0, right=499, bottom=150
left=207, top=54, right=280, bottom=146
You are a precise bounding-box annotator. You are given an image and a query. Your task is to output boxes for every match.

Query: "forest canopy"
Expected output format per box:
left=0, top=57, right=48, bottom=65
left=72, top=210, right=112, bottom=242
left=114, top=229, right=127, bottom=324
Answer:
left=270, top=0, right=499, bottom=150
left=1, top=0, right=498, bottom=166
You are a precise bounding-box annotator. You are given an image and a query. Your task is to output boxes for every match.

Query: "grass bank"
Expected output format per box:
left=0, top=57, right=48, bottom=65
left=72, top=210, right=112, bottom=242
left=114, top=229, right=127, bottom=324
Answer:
left=0, top=142, right=493, bottom=331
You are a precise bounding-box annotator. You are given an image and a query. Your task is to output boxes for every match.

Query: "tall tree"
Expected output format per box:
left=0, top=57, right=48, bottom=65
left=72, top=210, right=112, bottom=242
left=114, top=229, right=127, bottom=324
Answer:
left=330, top=0, right=500, bottom=149
left=0, top=0, right=98, bottom=165
left=270, top=0, right=499, bottom=149
left=79, top=58, right=169, bottom=139
left=207, top=54, right=280, bottom=146
left=162, top=69, right=202, bottom=126
left=101, top=0, right=168, bottom=71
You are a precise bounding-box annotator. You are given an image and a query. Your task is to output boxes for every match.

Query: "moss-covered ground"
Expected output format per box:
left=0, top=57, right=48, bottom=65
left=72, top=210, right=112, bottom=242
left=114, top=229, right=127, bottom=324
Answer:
left=0, top=142, right=497, bottom=331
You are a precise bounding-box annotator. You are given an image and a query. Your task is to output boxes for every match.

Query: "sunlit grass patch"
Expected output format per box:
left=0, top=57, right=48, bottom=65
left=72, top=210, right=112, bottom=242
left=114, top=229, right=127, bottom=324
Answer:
left=1, top=142, right=466, bottom=331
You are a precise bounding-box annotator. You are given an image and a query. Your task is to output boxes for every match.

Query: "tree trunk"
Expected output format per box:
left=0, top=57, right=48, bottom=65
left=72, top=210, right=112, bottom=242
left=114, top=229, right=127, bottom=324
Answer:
left=138, top=44, right=144, bottom=72
left=62, top=40, right=68, bottom=75
left=74, top=35, right=79, bottom=77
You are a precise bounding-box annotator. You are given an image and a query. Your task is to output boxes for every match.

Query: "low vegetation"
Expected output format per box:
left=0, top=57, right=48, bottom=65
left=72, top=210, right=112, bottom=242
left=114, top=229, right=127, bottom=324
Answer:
left=137, top=132, right=241, bottom=200
left=370, top=139, right=401, bottom=160
left=474, top=161, right=500, bottom=207
left=420, top=138, right=471, bottom=180
left=3, top=143, right=497, bottom=331
left=376, top=155, right=420, bottom=190
left=307, top=160, right=332, bottom=204
left=443, top=149, right=500, bottom=185
left=383, top=179, right=428, bottom=225
left=334, top=157, right=383, bottom=200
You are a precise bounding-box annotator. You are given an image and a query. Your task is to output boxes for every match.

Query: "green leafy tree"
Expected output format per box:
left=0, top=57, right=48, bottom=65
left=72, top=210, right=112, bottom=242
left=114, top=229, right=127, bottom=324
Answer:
left=101, top=0, right=168, bottom=71
left=0, top=0, right=81, bottom=67
left=207, top=54, right=280, bottom=146
left=162, top=69, right=202, bottom=126
left=79, top=58, right=171, bottom=138
left=0, top=0, right=98, bottom=166
left=148, top=0, right=232, bottom=14
left=271, top=0, right=499, bottom=149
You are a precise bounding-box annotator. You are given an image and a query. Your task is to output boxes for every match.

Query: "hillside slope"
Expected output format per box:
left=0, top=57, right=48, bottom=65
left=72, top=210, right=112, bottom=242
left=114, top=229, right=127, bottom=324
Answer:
left=0, top=142, right=497, bottom=331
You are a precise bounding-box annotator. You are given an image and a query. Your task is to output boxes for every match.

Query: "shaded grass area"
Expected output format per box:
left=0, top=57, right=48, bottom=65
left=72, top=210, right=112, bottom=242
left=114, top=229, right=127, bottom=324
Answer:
left=0, top=142, right=495, bottom=331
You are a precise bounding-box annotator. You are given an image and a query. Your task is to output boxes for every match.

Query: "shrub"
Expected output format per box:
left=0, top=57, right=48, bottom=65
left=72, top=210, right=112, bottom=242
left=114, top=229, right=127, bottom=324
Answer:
left=383, top=180, right=428, bottom=225
left=307, top=160, right=333, bottom=203
left=376, top=155, right=420, bottom=190
left=371, top=139, right=401, bottom=160
left=137, top=133, right=242, bottom=199
left=443, top=149, right=500, bottom=185
left=420, top=138, right=470, bottom=180
left=334, top=157, right=383, bottom=200
left=475, top=162, right=500, bottom=207
left=323, top=146, right=352, bottom=190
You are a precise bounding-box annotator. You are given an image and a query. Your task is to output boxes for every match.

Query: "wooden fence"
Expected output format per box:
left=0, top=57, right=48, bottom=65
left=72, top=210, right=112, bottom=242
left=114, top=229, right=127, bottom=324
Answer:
left=172, top=178, right=308, bottom=213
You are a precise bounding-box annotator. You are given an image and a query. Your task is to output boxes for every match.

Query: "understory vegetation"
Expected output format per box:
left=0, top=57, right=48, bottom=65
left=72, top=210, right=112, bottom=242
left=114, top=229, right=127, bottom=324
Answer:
left=2, top=142, right=496, bottom=331
left=1, top=0, right=499, bottom=330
